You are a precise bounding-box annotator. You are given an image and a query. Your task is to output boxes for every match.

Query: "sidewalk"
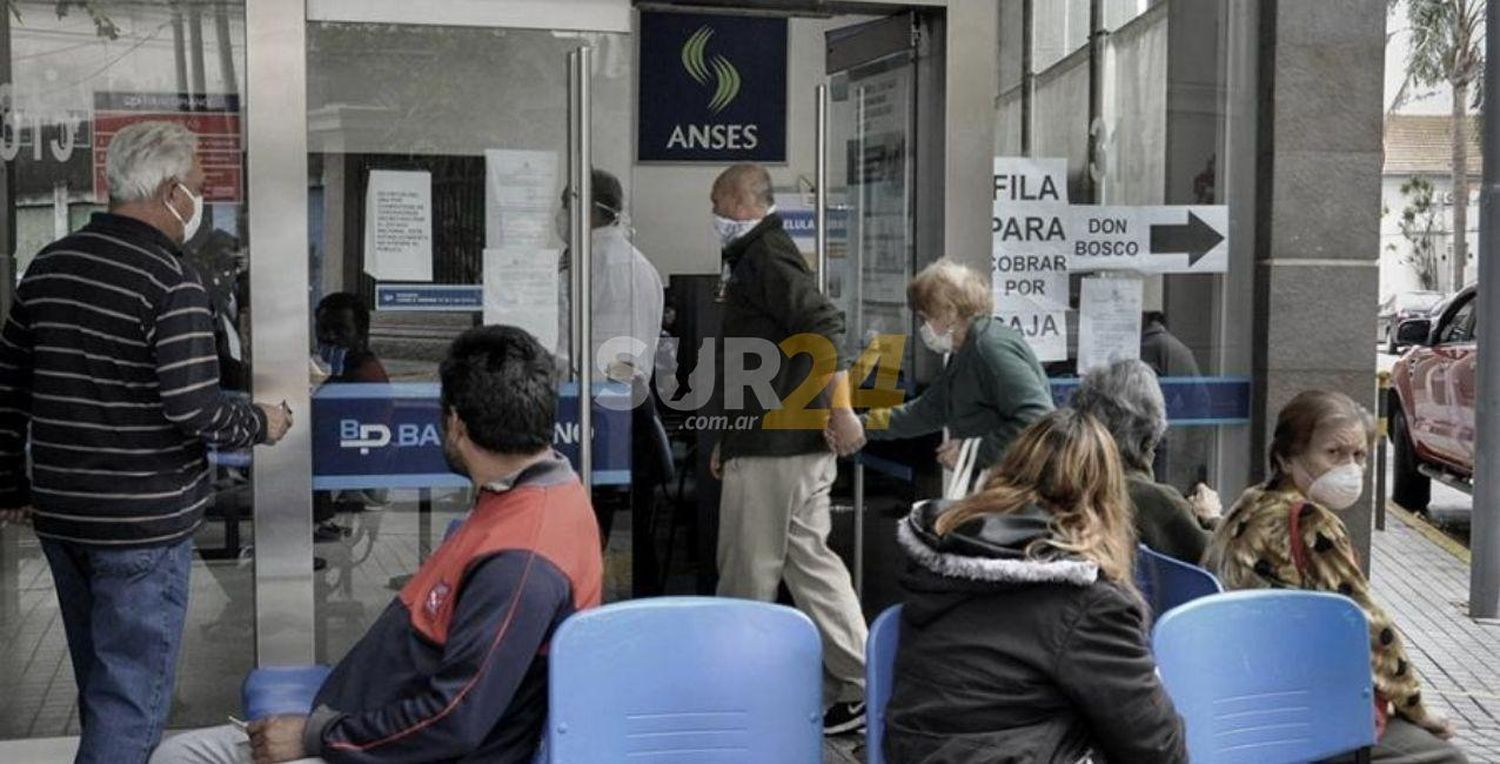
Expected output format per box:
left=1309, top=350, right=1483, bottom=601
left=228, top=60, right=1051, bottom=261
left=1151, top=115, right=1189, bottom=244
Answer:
left=1370, top=505, right=1500, bottom=759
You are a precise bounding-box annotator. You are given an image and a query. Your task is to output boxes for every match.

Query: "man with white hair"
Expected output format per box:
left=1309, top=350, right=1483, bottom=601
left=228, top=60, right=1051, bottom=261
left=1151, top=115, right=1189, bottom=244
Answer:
left=0, top=120, right=291, bottom=762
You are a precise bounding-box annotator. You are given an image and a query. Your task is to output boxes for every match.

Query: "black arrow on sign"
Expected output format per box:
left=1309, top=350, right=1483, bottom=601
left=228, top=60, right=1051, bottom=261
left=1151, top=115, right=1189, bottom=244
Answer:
left=1149, top=212, right=1223, bottom=266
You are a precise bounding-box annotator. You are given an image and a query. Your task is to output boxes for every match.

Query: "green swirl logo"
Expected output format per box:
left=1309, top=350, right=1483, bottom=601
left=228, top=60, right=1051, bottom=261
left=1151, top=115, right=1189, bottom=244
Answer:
left=681, top=25, right=741, bottom=114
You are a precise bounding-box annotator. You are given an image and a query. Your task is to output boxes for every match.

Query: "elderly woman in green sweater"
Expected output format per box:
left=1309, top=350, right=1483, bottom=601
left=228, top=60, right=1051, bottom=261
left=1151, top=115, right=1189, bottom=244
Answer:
left=857, top=259, right=1055, bottom=475
left=1072, top=359, right=1222, bottom=564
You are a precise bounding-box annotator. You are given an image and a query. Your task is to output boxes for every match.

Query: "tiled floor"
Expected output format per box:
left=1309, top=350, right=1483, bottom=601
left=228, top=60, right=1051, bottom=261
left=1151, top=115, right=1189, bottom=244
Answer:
left=0, top=485, right=637, bottom=747
left=1369, top=506, right=1500, bottom=759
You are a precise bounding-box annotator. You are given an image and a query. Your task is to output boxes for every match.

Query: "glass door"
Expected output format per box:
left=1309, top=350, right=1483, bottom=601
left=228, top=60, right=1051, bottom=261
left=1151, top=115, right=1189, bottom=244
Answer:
left=823, top=14, right=920, bottom=614
left=303, top=19, right=640, bottom=664
left=0, top=0, right=256, bottom=736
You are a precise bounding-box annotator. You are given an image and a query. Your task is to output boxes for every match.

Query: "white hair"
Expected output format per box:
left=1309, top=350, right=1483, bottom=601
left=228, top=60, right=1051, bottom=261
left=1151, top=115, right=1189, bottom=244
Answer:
left=1073, top=359, right=1169, bottom=473
left=105, top=121, right=197, bottom=204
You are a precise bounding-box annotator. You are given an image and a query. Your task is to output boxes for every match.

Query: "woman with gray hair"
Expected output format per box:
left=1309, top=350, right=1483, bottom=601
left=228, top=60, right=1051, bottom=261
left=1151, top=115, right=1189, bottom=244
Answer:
left=1072, top=359, right=1221, bottom=564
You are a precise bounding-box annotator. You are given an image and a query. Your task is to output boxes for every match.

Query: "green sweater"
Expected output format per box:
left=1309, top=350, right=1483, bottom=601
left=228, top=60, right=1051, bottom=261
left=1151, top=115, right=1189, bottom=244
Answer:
left=1126, top=470, right=1212, bottom=565
left=867, top=315, right=1053, bottom=468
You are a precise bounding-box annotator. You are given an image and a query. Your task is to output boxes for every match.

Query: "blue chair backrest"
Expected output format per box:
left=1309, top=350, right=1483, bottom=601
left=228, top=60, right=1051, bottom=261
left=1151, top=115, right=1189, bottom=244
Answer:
left=547, top=597, right=823, bottom=763
left=865, top=604, right=903, bottom=764
left=1136, top=544, right=1223, bottom=616
left=1153, top=590, right=1376, bottom=763
left=241, top=665, right=332, bottom=721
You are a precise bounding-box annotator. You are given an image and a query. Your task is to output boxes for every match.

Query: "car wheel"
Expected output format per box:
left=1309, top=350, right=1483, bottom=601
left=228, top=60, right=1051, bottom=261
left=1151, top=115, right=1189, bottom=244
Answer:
left=1390, top=404, right=1430, bottom=513
left=1386, top=328, right=1400, bottom=356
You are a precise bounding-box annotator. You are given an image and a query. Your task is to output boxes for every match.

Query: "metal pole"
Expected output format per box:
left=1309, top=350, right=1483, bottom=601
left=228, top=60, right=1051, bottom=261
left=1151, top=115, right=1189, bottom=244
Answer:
left=1020, top=0, right=1033, bottom=154
left=171, top=9, right=188, bottom=98
left=815, top=85, right=828, bottom=293
left=215, top=5, right=239, bottom=97
left=570, top=47, right=594, bottom=493
left=1375, top=371, right=1389, bottom=532
left=853, top=463, right=865, bottom=597
left=0, top=0, right=15, bottom=319
left=246, top=0, right=313, bottom=666
left=187, top=0, right=207, bottom=99
left=1085, top=0, right=1104, bottom=203
left=1469, top=0, right=1500, bottom=618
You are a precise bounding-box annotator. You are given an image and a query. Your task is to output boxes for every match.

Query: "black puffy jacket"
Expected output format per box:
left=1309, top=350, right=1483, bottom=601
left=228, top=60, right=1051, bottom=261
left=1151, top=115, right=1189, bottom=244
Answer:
left=885, top=501, right=1188, bottom=764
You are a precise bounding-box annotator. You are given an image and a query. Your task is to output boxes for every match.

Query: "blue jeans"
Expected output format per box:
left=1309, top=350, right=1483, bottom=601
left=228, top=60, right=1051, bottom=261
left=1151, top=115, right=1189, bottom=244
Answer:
left=41, top=536, right=193, bottom=764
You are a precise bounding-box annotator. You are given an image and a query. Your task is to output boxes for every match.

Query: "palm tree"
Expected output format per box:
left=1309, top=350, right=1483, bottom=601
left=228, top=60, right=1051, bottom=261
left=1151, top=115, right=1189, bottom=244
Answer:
left=1405, top=0, right=1484, bottom=290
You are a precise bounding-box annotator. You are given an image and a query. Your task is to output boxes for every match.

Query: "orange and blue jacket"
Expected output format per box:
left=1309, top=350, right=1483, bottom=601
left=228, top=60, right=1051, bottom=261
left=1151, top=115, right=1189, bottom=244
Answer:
left=302, top=451, right=602, bottom=763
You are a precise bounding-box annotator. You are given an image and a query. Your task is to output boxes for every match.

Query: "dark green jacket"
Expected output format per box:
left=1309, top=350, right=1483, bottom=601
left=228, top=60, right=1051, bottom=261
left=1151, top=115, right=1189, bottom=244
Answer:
left=868, top=315, right=1053, bottom=469
left=717, top=214, right=846, bottom=460
left=1126, top=470, right=1212, bottom=565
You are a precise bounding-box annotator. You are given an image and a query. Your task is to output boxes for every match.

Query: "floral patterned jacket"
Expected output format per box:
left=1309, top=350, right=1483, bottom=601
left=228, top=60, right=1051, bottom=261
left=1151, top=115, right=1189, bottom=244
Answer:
left=1203, top=484, right=1441, bottom=733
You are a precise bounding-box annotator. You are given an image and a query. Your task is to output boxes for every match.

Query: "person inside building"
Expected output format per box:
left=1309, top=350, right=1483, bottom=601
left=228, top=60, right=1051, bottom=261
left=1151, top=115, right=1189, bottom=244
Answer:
left=1072, top=359, right=1221, bottom=564
left=311, top=292, right=391, bottom=545
left=708, top=162, right=869, bottom=735
left=1139, top=309, right=1210, bottom=492
left=151, top=325, right=603, bottom=764
left=886, top=408, right=1187, bottom=763
left=1204, top=390, right=1467, bottom=763
left=314, top=292, right=389, bottom=386
left=555, top=168, right=664, bottom=385
left=857, top=258, right=1054, bottom=479
left=555, top=169, right=666, bottom=552
left=0, top=120, right=292, bottom=764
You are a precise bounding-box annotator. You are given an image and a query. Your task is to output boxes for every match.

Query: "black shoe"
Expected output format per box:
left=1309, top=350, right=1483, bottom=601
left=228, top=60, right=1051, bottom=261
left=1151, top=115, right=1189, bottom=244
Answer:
left=314, top=522, right=348, bottom=543
left=823, top=701, right=866, bottom=736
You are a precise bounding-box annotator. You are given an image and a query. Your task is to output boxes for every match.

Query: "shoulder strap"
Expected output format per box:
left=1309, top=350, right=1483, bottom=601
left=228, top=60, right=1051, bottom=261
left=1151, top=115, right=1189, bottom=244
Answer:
left=1287, top=501, right=1312, bottom=579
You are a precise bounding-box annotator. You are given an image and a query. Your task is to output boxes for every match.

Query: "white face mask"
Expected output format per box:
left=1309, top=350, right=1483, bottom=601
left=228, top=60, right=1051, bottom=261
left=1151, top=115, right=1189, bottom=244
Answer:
left=1305, top=463, right=1365, bottom=511
left=919, top=321, right=955, bottom=354
left=165, top=182, right=203, bottom=242
left=713, top=214, right=761, bottom=247
left=556, top=202, right=625, bottom=247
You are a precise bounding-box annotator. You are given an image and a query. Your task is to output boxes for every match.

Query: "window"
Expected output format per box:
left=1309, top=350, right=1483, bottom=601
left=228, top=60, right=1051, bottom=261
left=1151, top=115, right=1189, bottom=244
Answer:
left=1441, top=299, right=1476, bottom=344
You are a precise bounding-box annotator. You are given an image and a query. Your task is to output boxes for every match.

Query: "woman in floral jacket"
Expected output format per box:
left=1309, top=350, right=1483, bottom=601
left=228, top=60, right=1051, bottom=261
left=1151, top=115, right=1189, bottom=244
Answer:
left=1204, top=390, right=1466, bottom=763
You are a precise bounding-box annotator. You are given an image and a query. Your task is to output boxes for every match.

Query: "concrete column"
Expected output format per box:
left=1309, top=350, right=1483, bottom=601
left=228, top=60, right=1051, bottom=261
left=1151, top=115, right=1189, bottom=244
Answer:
left=1251, top=0, right=1386, bottom=567
left=944, top=0, right=999, bottom=276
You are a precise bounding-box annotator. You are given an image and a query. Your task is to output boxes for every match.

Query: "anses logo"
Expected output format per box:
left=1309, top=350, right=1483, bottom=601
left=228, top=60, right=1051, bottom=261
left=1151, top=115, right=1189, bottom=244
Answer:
left=681, top=26, right=741, bottom=113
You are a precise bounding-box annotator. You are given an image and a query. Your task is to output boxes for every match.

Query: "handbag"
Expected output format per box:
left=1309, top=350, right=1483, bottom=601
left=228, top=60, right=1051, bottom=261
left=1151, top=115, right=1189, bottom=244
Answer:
left=943, top=437, right=983, bottom=500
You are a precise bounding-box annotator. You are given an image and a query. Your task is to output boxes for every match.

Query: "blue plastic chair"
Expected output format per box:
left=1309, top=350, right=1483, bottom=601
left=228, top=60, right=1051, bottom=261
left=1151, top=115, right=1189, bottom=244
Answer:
left=865, top=604, right=903, bottom=764
left=546, top=597, right=823, bottom=763
left=241, top=665, right=332, bottom=720
left=1153, top=590, right=1376, bottom=764
left=1135, top=544, right=1223, bottom=617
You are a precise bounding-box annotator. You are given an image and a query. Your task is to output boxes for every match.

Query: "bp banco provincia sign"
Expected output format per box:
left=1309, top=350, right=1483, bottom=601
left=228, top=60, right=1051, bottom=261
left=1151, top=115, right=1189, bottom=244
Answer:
left=638, top=11, right=787, bottom=163
left=991, top=157, right=1229, bottom=362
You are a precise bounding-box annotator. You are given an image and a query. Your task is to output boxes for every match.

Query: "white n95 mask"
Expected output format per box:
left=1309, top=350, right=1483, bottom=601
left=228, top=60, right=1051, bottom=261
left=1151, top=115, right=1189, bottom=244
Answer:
left=1306, top=463, right=1365, bottom=511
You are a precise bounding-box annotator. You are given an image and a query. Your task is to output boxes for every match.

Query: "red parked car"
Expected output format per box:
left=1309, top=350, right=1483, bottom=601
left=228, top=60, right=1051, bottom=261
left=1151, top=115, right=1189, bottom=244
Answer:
left=1388, top=285, right=1477, bottom=511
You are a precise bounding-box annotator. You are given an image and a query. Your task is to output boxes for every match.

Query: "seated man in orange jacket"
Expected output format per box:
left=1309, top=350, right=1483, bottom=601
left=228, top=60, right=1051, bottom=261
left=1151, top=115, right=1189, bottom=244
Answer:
left=152, top=325, right=602, bottom=764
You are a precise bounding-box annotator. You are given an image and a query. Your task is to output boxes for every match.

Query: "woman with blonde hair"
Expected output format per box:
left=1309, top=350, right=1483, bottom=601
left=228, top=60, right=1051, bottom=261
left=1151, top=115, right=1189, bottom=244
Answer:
left=886, top=408, right=1187, bottom=763
left=856, top=257, right=1053, bottom=473
left=1205, top=390, right=1467, bottom=763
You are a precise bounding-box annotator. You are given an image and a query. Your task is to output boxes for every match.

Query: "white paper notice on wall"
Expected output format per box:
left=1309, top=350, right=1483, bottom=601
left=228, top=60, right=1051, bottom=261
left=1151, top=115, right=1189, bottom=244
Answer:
left=992, top=260, right=1069, bottom=363
left=992, top=157, right=1069, bottom=206
left=1077, top=276, right=1144, bottom=375
left=485, top=149, right=559, bottom=250
left=483, top=247, right=559, bottom=354
left=364, top=170, right=433, bottom=282
left=992, top=156, right=1071, bottom=362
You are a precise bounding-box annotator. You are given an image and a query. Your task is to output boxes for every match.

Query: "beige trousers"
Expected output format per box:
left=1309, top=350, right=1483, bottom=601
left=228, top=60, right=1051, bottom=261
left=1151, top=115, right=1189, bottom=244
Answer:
left=716, top=452, right=868, bottom=706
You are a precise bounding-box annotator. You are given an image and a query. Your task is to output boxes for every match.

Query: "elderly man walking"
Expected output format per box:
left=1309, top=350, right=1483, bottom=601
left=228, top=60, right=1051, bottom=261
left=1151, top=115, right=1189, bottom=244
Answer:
left=0, top=121, right=291, bottom=763
left=708, top=163, right=869, bottom=735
